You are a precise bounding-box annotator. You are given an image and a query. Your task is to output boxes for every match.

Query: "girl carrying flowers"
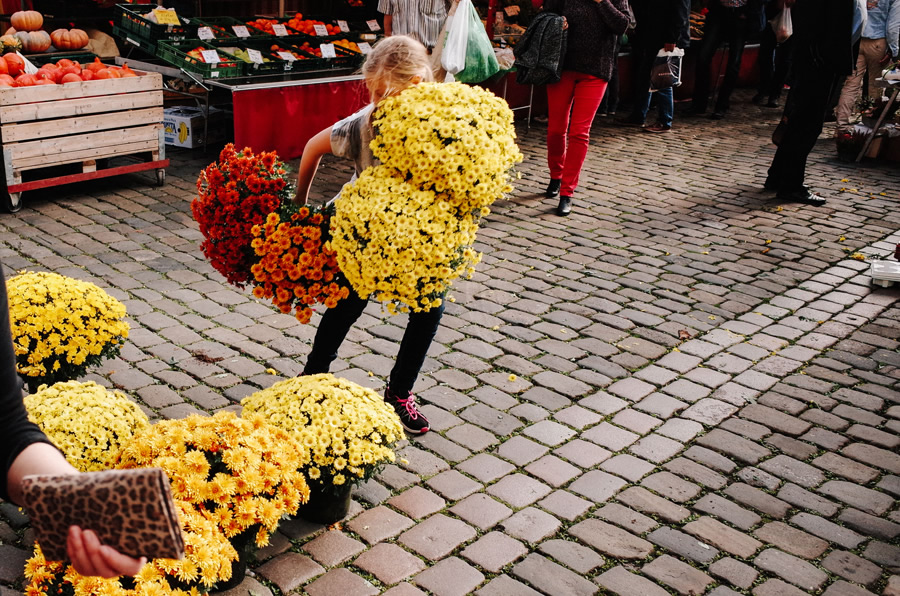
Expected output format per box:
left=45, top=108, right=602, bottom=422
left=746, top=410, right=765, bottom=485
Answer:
left=293, top=36, right=439, bottom=436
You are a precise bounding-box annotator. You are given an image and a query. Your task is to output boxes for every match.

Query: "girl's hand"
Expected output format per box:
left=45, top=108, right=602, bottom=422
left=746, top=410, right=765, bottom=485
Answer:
left=67, top=525, right=146, bottom=578
left=562, top=16, right=568, bottom=30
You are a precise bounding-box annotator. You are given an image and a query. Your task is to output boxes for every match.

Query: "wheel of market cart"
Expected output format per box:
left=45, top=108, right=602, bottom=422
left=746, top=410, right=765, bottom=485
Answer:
left=4, top=191, right=22, bottom=213
left=156, top=169, right=166, bottom=187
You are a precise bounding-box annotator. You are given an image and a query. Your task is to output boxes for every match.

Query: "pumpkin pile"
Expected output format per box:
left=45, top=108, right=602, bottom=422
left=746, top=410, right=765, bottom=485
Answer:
left=0, top=57, right=138, bottom=88
left=1, top=10, right=89, bottom=54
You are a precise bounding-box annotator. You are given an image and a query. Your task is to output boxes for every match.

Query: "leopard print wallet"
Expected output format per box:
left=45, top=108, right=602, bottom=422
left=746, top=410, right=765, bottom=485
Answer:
left=21, top=467, right=185, bottom=562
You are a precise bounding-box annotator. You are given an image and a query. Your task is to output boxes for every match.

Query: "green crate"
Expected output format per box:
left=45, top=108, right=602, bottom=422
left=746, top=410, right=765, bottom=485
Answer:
left=291, top=34, right=364, bottom=68
left=112, top=24, right=157, bottom=55
left=190, top=16, right=268, bottom=41
left=115, top=4, right=192, bottom=44
left=214, top=39, right=322, bottom=74
left=156, top=40, right=245, bottom=79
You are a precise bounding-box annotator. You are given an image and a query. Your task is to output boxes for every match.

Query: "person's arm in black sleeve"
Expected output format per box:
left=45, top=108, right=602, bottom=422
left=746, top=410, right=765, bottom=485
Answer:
left=543, top=0, right=564, bottom=13
left=0, top=267, right=54, bottom=504
left=671, top=0, right=691, bottom=47
left=595, top=0, right=631, bottom=35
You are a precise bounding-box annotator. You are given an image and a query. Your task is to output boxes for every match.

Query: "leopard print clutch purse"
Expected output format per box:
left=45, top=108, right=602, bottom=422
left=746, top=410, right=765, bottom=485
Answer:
left=21, top=467, right=184, bottom=563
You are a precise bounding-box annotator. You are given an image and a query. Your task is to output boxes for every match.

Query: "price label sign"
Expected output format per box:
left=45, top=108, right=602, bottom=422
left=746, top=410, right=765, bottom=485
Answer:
left=357, top=42, right=372, bottom=55
left=313, top=23, right=329, bottom=36
left=366, top=19, right=381, bottom=31
left=504, top=5, right=521, bottom=16
left=277, top=51, right=297, bottom=61
left=200, top=49, right=220, bottom=64
left=197, top=26, right=215, bottom=40
left=320, top=43, right=336, bottom=58
left=337, top=20, right=349, bottom=32
left=153, top=8, right=181, bottom=25
left=272, top=23, right=289, bottom=36
left=247, top=48, right=264, bottom=64
left=232, top=25, right=250, bottom=37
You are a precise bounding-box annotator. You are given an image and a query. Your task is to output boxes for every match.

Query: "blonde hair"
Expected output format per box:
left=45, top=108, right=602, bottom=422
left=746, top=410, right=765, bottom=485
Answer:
left=362, top=36, right=434, bottom=102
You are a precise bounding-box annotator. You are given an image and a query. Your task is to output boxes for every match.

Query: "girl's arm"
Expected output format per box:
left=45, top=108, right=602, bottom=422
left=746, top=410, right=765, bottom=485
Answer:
left=294, top=126, right=334, bottom=205
left=594, top=0, right=630, bottom=35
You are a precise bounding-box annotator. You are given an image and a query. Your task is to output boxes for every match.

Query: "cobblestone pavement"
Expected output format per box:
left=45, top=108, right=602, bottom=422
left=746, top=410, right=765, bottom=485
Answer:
left=1, top=91, right=899, bottom=596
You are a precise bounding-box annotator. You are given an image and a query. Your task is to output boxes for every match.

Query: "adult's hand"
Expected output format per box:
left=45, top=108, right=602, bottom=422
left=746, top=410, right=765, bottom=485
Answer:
left=68, top=526, right=146, bottom=578
left=881, top=50, right=893, bottom=66
left=664, top=43, right=676, bottom=52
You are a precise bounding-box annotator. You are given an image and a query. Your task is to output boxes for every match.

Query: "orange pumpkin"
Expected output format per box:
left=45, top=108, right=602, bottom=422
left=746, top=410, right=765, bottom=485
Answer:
left=34, top=78, right=55, bottom=85
left=60, top=72, right=82, bottom=84
left=4, top=53, right=24, bottom=77
left=0, top=74, right=14, bottom=85
left=0, top=56, right=7, bottom=76
left=85, top=57, right=106, bottom=72
left=119, top=64, right=138, bottom=78
left=10, top=11, right=43, bottom=32
left=15, top=73, right=36, bottom=86
left=50, top=28, right=89, bottom=51
left=15, top=30, right=51, bottom=53
left=80, top=69, right=95, bottom=81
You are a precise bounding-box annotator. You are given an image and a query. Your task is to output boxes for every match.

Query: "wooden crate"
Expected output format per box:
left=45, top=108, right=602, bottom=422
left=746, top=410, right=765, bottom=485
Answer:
left=0, top=72, right=169, bottom=212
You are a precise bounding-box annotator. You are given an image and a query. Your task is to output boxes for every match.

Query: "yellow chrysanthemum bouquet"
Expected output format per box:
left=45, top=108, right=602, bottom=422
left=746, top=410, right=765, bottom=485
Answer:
left=7, top=271, right=129, bottom=389
left=330, top=82, right=523, bottom=313
left=24, top=381, right=150, bottom=472
left=242, top=374, right=405, bottom=497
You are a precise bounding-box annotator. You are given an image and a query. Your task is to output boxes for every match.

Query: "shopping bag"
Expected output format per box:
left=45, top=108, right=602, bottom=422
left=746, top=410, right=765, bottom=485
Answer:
left=770, top=7, right=792, bottom=43
left=454, top=0, right=500, bottom=83
left=649, top=48, right=683, bottom=91
left=441, top=0, right=470, bottom=76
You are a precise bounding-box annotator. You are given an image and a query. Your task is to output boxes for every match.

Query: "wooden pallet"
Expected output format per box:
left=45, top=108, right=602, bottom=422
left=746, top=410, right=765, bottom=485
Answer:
left=0, top=72, right=169, bottom=212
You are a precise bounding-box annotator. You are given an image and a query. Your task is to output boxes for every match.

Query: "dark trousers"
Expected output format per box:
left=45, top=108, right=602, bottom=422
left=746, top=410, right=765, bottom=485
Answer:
left=692, top=6, right=749, bottom=112
left=599, top=60, right=620, bottom=114
left=766, top=50, right=840, bottom=191
left=756, top=24, right=794, bottom=101
left=303, top=292, right=445, bottom=395
left=628, top=43, right=658, bottom=120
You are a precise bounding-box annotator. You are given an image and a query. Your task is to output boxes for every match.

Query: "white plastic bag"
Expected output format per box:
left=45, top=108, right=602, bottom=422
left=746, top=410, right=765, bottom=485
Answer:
left=770, top=7, right=792, bottom=43
left=649, top=48, right=683, bottom=91
left=441, top=0, right=471, bottom=75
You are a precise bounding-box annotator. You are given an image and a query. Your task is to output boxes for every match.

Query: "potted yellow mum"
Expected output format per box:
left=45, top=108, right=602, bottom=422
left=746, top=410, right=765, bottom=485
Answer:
left=242, top=373, right=405, bottom=524
left=116, top=411, right=310, bottom=589
left=6, top=271, right=129, bottom=390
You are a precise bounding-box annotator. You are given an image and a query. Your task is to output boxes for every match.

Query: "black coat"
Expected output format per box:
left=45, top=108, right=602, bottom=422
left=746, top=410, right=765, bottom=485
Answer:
left=514, top=12, right=568, bottom=85
left=630, top=0, right=692, bottom=49
left=543, top=0, right=631, bottom=80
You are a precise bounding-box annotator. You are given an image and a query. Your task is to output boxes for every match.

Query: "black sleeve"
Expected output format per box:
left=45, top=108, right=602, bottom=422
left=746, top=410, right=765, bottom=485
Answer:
left=667, top=0, right=691, bottom=46
left=0, top=265, right=54, bottom=503
left=543, top=0, right=564, bottom=13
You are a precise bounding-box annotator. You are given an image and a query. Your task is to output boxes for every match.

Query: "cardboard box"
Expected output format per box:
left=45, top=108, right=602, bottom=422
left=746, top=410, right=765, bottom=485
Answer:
left=163, top=106, right=228, bottom=148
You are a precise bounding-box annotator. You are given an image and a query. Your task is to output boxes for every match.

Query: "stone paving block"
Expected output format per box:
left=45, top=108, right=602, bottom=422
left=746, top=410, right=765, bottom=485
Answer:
left=657, top=418, right=704, bottom=442
left=303, top=530, right=366, bottom=567
left=740, top=404, right=812, bottom=436
left=886, top=576, right=900, bottom=596
left=759, top=454, right=826, bottom=488
left=399, top=514, right=477, bottom=560
left=607, top=377, right=657, bottom=401
left=818, top=480, right=895, bottom=515
left=581, top=421, right=640, bottom=451
left=766, top=433, right=819, bottom=460
left=618, top=486, right=691, bottom=523
left=635, top=393, right=688, bottom=418
left=683, top=516, right=763, bottom=558
left=568, top=469, right=628, bottom=503
left=821, top=550, right=883, bottom=587
left=256, top=552, right=325, bottom=593
left=751, top=578, right=809, bottom=596
left=569, top=519, right=654, bottom=559
left=790, top=512, right=866, bottom=549
left=600, top=453, right=656, bottom=482
left=553, top=438, right=613, bottom=468
left=445, top=423, right=499, bottom=452
left=597, top=564, right=679, bottom=596
left=521, top=419, right=577, bottom=446
left=709, top=557, right=759, bottom=590
left=512, top=553, right=597, bottom=596
left=720, top=417, right=773, bottom=441
left=821, top=581, right=879, bottom=596
left=496, top=436, right=549, bottom=466
left=755, top=548, right=829, bottom=591
left=346, top=506, right=414, bottom=544
left=486, top=473, right=552, bottom=509
left=498, top=506, right=561, bottom=544
left=456, top=453, right=516, bottom=483
left=414, top=556, right=485, bottom=596
left=647, top=526, right=719, bottom=563
left=641, top=471, right=702, bottom=503
left=525, top=454, right=582, bottom=487
left=753, top=521, right=829, bottom=559
left=381, top=583, right=427, bottom=596
left=595, top=502, right=660, bottom=534
left=776, top=482, right=840, bottom=517
left=553, top=405, right=603, bottom=430
left=642, top=554, right=714, bottom=596
left=475, top=575, right=542, bottom=596
left=847, top=423, right=900, bottom=449
left=354, top=543, right=426, bottom=585
left=305, top=568, right=379, bottom=596
left=724, top=483, right=792, bottom=519
left=538, top=539, right=604, bottom=574
left=878, top=474, right=900, bottom=497
left=612, top=408, right=663, bottom=435
left=538, top=489, right=593, bottom=521
left=862, top=540, right=900, bottom=569
left=449, top=493, right=512, bottom=530
left=814, top=452, right=881, bottom=484
left=387, top=486, right=446, bottom=520
left=684, top=445, right=738, bottom=473
left=697, top=429, right=772, bottom=464
left=838, top=507, right=900, bottom=541
left=426, top=470, right=482, bottom=501
left=629, top=434, right=684, bottom=464
left=736, top=466, right=781, bottom=490
left=461, top=531, right=528, bottom=573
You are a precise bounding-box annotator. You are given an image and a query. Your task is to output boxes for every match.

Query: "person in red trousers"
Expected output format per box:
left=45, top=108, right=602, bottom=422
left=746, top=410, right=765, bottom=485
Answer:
left=542, top=0, right=630, bottom=216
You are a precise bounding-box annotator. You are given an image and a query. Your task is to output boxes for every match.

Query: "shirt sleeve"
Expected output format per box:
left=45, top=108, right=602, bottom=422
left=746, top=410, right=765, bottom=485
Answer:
left=887, top=0, right=900, bottom=56
left=0, top=267, right=54, bottom=502
left=377, top=0, right=396, bottom=15
left=330, top=107, right=370, bottom=162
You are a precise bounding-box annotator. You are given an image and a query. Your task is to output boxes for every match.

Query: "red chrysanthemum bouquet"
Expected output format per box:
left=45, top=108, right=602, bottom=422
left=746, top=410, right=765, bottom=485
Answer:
left=192, top=144, right=293, bottom=287
left=250, top=203, right=351, bottom=323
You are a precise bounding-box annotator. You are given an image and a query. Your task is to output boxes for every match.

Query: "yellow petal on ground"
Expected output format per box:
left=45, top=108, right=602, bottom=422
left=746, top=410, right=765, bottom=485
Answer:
left=776, top=206, right=783, bottom=211
left=492, top=326, right=499, bottom=330
left=850, top=252, right=866, bottom=261
left=266, top=368, right=277, bottom=375
left=448, top=296, right=456, bottom=303
left=765, top=239, right=772, bottom=244
left=839, top=236, right=845, bottom=242
left=841, top=178, right=849, bottom=182
left=708, top=316, right=716, bottom=320
left=508, top=374, right=517, bottom=382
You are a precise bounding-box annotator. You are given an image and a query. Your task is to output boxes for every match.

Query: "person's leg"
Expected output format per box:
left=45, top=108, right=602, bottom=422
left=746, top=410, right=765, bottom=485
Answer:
left=546, top=71, right=577, bottom=182
left=691, top=11, right=724, bottom=112
left=835, top=49, right=867, bottom=126
left=770, top=35, right=794, bottom=103
left=629, top=45, right=655, bottom=123
left=712, top=11, right=747, bottom=114
left=560, top=74, right=608, bottom=197
left=862, top=38, right=887, bottom=99
left=606, top=63, right=620, bottom=115
left=388, top=302, right=446, bottom=395
left=756, top=24, right=777, bottom=101
left=656, top=86, right=674, bottom=127
left=302, top=292, right=369, bottom=374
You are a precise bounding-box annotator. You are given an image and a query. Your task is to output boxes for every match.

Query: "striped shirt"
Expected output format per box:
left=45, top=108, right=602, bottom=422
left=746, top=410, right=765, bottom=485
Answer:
left=719, top=0, right=748, bottom=6
left=377, top=0, right=448, bottom=48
